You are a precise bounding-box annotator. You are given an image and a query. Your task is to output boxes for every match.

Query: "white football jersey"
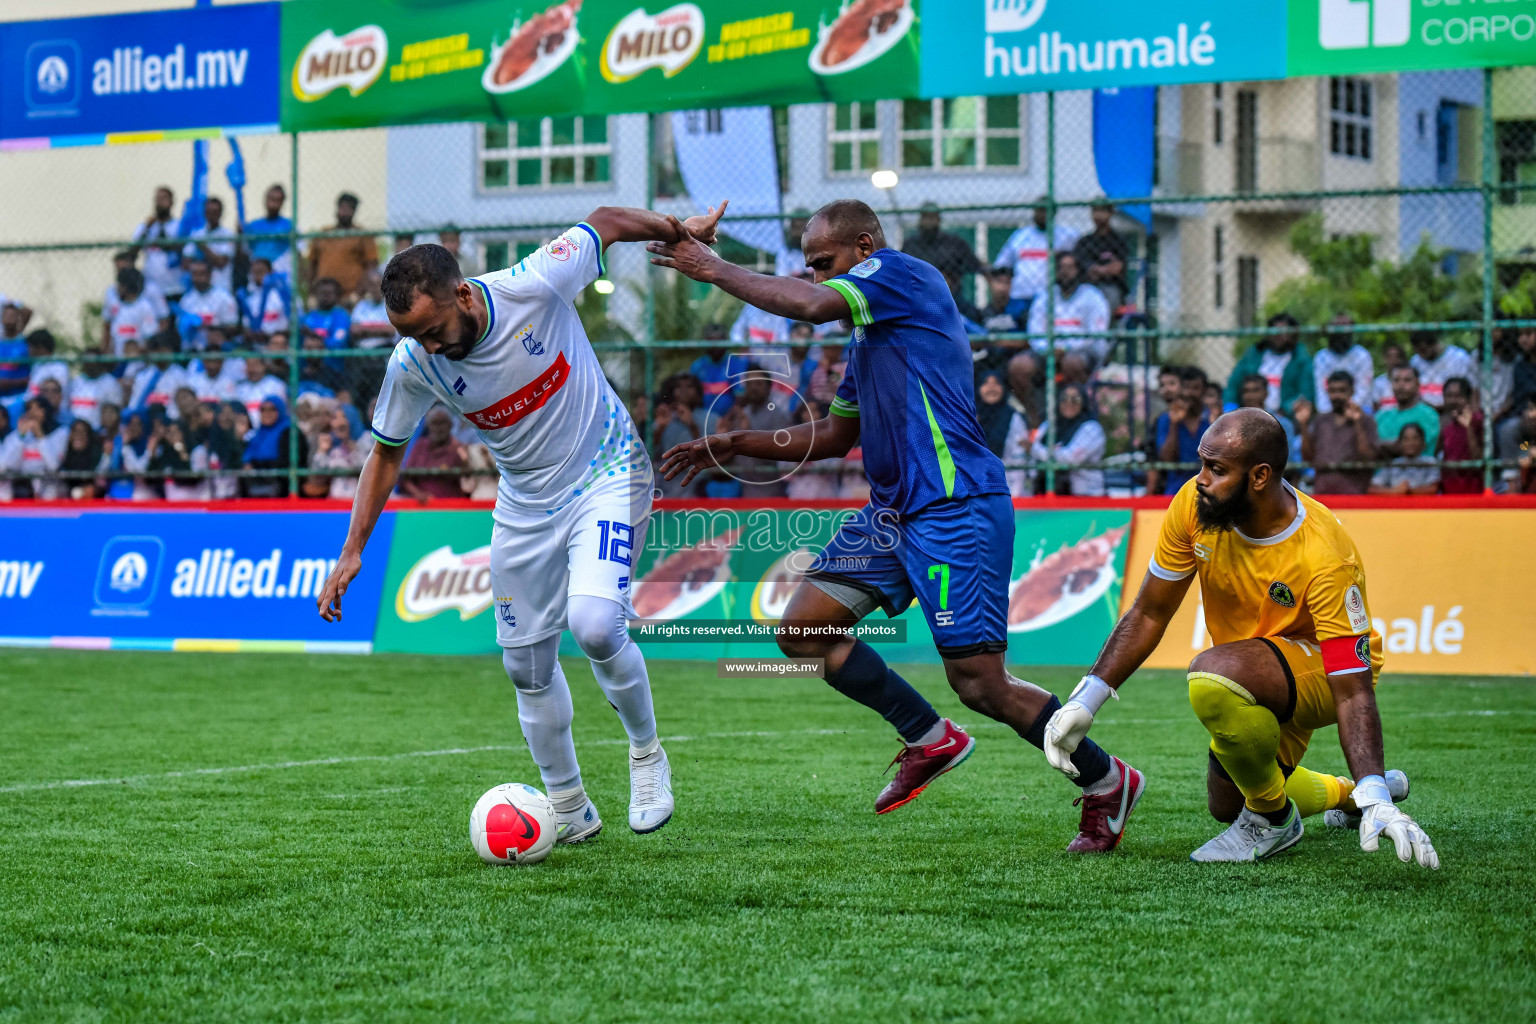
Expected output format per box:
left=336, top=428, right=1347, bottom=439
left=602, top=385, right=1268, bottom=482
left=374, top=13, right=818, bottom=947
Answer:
left=372, top=223, right=649, bottom=515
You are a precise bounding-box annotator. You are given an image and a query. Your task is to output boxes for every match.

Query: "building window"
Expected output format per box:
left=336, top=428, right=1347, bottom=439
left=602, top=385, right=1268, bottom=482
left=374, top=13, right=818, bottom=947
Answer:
left=828, top=102, right=882, bottom=175
left=1329, top=77, right=1373, bottom=161
left=480, top=116, right=611, bottom=191
left=899, top=97, right=1024, bottom=171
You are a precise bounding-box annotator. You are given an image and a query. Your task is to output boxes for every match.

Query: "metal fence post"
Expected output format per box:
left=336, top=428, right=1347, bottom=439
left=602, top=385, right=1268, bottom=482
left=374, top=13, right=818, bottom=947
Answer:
left=1481, top=68, right=1497, bottom=493
left=1044, top=91, right=1058, bottom=496
left=288, top=130, right=302, bottom=500
left=643, top=112, right=657, bottom=451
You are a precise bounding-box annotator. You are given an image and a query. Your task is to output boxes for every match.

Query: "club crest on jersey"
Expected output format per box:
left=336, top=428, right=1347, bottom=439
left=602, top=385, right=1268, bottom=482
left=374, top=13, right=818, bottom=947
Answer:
left=546, top=235, right=577, bottom=261
left=1345, top=584, right=1369, bottom=632
left=1354, top=634, right=1371, bottom=667
left=848, top=257, right=881, bottom=279
left=1268, top=581, right=1296, bottom=607
left=498, top=599, right=516, bottom=628
left=514, top=323, right=544, bottom=356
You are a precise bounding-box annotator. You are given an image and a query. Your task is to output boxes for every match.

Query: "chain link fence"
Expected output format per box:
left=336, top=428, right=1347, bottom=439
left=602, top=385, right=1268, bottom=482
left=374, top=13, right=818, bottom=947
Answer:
left=2, top=69, right=1534, bottom=501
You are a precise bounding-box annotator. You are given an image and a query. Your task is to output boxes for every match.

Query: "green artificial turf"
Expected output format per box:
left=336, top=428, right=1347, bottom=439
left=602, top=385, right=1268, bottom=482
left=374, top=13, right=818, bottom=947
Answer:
left=0, top=651, right=1531, bottom=1023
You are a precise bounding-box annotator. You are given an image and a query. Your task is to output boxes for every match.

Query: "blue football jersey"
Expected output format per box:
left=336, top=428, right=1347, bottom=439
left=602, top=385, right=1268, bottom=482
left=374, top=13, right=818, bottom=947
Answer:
left=823, top=249, right=1008, bottom=514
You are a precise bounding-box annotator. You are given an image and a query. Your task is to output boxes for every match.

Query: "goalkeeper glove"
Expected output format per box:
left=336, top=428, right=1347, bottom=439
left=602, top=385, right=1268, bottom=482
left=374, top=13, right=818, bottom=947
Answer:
left=1352, top=774, right=1440, bottom=870
left=1043, top=675, right=1116, bottom=779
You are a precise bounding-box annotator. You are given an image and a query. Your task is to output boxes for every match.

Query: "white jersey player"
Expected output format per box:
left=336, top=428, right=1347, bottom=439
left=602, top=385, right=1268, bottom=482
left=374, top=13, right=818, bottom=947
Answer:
left=318, top=202, right=728, bottom=846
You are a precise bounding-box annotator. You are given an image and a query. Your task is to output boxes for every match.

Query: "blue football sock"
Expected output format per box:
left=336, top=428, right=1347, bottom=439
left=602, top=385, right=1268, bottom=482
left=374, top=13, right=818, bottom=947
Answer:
left=825, top=640, right=942, bottom=744
left=1025, top=695, right=1112, bottom=789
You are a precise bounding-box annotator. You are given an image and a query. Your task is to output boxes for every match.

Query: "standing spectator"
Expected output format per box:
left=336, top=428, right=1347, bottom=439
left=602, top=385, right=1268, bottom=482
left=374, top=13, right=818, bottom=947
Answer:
left=1376, top=365, right=1440, bottom=456
left=182, top=196, right=237, bottom=294
left=241, top=184, right=294, bottom=277
left=68, top=357, right=123, bottom=429
left=688, top=327, right=735, bottom=416
left=1312, top=313, right=1375, bottom=412
left=1409, top=329, right=1475, bottom=408
left=1178, top=365, right=1210, bottom=406
left=241, top=396, right=307, bottom=498
left=177, top=260, right=239, bottom=352
left=719, top=370, right=795, bottom=498
left=129, top=186, right=184, bottom=302
left=975, top=370, right=1012, bottom=459
left=1497, top=395, right=1536, bottom=493
left=400, top=406, right=467, bottom=502
left=1369, top=423, right=1439, bottom=495
left=1225, top=312, right=1313, bottom=415
left=1372, top=341, right=1408, bottom=412
left=437, top=226, right=476, bottom=276
left=729, top=303, right=789, bottom=351
left=993, top=200, right=1078, bottom=323
left=104, top=251, right=170, bottom=329
left=903, top=203, right=984, bottom=309
left=1237, top=371, right=1299, bottom=454
left=1438, top=376, right=1484, bottom=494
left=0, top=299, right=33, bottom=397
left=105, top=270, right=162, bottom=356
left=1032, top=382, right=1105, bottom=496
left=310, top=405, right=369, bottom=500
left=1070, top=200, right=1130, bottom=313
left=1143, top=365, right=1183, bottom=496
left=978, top=267, right=1023, bottom=333
left=1202, top=381, right=1225, bottom=424
left=1154, top=391, right=1209, bottom=496
left=1301, top=370, right=1378, bottom=495
left=61, top=419, right=106, bottom=499
left=237, top=257, right=291, bottom=338
left=306, top=192, right=377, bottom=300
left=1025, top=252, right=1111, bottom=363
left=23, top=330, right=69, bottom=401
left=301, top=277, right=351, bottom=378
left=235, top=356, right=286, bottom=422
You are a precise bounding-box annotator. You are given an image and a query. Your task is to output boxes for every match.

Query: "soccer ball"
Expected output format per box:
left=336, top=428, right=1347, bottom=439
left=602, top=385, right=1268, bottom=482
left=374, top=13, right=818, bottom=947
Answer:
left=469, top=783, right=557, bottom=865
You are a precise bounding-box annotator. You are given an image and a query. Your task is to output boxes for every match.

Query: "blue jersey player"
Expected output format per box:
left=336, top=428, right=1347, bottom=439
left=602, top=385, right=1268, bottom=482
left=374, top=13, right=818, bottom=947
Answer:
left=652, top=200, right=1145, bottom=852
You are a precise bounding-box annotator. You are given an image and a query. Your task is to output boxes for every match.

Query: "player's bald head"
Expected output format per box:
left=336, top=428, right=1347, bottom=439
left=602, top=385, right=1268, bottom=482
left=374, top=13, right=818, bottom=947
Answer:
left=806, top=200, right=887, bottom=249
left=1205, top=407, right=1289, bottom=478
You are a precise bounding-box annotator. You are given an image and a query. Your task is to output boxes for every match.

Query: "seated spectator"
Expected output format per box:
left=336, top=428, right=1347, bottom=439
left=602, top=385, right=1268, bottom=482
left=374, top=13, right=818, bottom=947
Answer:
left=401, top=406, right=467, bottom=502
left=24, top=331, right=70, bottom=401
left=993, top=200, right=1078, bottom=324
left=1202, top=381, right=1225, bottom=424
left=1155, top=390, right=1209, bottom=496
left=1370, top=422, right=1438, bottom=495
left=438, top=226, right=476, bottom=276
left=98, top=402, right=121, bottom=446
left=1005, top=349, right=1047, bottom=436
left=148, top=420, right=211, bottom=501
left=975, top=370, right=1012, bottom=459
left=105, top=270, right=161, bottom=357
left=61, top=419, right=106, bottom=500
left=781, top=399, right=839, bottom=500
left=1313, top=313, right=1374, bottom=412
left=235, top=356, right=286, bottom=422
left=1489, top=320, right=1518, bottom=422
left=1409, top=329, right=1475, bottom=408
left=3, top=397, right=67, bottom=499
left=1026, top=252, right=1110, bottom=364
left=1372, top=341, right=1408, bottom=412
left=977, top=266, right=1024, bottom=332
left=717, top=370, right=795, bottom=499
left=1071, top=200, right=1130, bottom=313
left=241, top=396, right=307, bottom=498
left=1032, top=382, right=1105, bottom=496
left=1508, top=323, right=1536, bottom=423
left=302, top=277, right=351, bottom=378
left=237, top=257, right=291, bottom=338
left=903, top=203, right=984, bottom=311
left=0, top=405, right=9, bottom=501
left=1438, top=376, right=1484, bottom=494
left=651, top=373, right=703, bottom=499
left=242, top=184, right=294, bottom=277
left=203, top=402, right=245, bottom=500
left=125, top=331, right=187, bottom=420
left=729, top=302, right=789, bottom=351
left=104, top=250, right=170, bottom=329
left=462, top=442, right=498, bottom=500
left=186, top=350, right=241, bottom=404
left=688, top=329, right=735, bottom=416
left=171, top=386, right=203, bottom=429
left=1225, top=312, right=1312, bottom=415
left=182, top=196, right=237, bottom=294
left=35, top=378, right=67, bottom=428
left=105, top=410, right=153, bottom=501
left=299, top=330, right=345, bottom=396
left=1497, top=394, right=1536, bottom=493
left=177, top=259, right=239, bottom=352
left=1300, top=370, right=1378, bottom=495
left=1237, top=371, right=1299, bottom=454
left=68, top=357, right=123, bottom=429
left=1142, top=365, right=1184, bottom=495
left=1376, top=364, right=1440, bottom=456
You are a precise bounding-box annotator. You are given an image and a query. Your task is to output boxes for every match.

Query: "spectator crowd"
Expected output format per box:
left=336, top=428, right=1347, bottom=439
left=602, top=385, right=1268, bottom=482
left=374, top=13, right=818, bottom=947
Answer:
left=1, top=188, right=1532, bottom=502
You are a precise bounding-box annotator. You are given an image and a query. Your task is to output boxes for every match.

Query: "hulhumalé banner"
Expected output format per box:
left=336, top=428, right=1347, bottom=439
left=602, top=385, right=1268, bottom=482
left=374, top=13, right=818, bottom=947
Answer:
left=1288, top=0, right=1536, bottom=76
left=279, top=0, right=921, bottom=131
left=919, top=0, right=1287, bottom=98
left=0, top=510, right=386, bottom=653
left=1121, top=507, right=1536, bottom=677
left=372, top=506, right=1132, bottom=666
left=0, top=4, right=281, bottom=145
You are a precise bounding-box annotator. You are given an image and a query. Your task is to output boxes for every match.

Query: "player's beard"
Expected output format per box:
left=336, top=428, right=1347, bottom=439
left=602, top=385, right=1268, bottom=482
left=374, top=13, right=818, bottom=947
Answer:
left=439, top=308, right=481, bottom=360
left=1195, top=485, right=1251, bottom=533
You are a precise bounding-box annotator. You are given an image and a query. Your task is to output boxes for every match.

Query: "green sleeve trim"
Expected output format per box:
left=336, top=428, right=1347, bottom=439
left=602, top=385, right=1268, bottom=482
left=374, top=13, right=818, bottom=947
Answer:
left=823, top=279, right=871, bottom=327
left=917, top=382, right=956, bottom=499
left=371, top=428, right=408, bottom=447
left=829, top=397, right=860, bottom=419
left=577, top=221, right=605, bottom=278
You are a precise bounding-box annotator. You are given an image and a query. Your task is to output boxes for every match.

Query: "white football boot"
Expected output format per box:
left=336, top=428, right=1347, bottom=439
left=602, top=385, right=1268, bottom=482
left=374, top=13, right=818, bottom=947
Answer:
left=555, top=798, right=603, bottom=844
left=629, top=744, right=674, bottom=834
left=1323, top=769, right=1409, bottom=829
left=1190, top=800, right=1304, bottom=863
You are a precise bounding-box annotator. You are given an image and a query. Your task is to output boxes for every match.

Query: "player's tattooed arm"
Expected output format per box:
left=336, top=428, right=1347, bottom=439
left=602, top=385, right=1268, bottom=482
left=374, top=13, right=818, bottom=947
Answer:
left=657, top=412, right=859, bottom=489
left=1087, top=572, right=1194, bottom=689
left=648, top=237, right=850, bottom=325
left=318, top=441, right=406, bottom=622
left=585, top=202, right=728, bottom=250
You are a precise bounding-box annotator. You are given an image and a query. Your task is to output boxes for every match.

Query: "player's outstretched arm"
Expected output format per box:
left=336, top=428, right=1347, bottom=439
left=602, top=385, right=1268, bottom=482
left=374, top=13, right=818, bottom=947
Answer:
left=657, top=412, right=859, bottom=489
left=585, top=202, right=729, bottom=250
left=1328, top=670, right=1439, bottom=868
left=648, top=236, right=850, bottom=325
left=318, top=441, right=406, bottom=623
left=1043, top=572, right=1191, bottom=776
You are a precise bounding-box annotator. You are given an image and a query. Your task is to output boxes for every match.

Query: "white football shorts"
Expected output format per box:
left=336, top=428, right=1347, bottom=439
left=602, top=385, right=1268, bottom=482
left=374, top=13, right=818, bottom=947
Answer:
left=490, top=466, right=652, bottom=648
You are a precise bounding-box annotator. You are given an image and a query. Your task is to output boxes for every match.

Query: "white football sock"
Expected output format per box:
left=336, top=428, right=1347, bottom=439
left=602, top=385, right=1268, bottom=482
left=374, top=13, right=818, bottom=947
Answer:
left=909, top=718, right=949, bottom=748
left=1081, top=756, right=1122, bottom=797
left=503, top=638, right=582, bottom=795
left=568, top=595, right=658, bottom=753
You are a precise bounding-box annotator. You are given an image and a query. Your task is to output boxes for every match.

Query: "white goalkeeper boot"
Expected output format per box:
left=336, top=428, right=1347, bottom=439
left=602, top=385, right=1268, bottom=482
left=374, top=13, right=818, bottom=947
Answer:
left=1191, top=800, right=1304, bottom=863
left=629, top=742, right=674, bottom=834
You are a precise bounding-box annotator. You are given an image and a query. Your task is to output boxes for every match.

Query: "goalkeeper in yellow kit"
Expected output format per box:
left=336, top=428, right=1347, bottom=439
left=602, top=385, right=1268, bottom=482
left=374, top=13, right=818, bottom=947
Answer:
left=1043, top=408, right=1438, bottom=867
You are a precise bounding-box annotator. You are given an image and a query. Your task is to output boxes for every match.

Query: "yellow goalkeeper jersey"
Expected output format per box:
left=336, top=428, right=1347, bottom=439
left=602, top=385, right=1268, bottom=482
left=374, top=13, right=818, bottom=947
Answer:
left=1150, top=479, right=1385, bottom=676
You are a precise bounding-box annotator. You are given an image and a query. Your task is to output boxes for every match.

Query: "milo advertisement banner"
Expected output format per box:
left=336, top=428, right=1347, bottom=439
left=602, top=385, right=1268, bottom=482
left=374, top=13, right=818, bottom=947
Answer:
left=281, top=0, right=922, bottom=131
left=373, top=505, right=1131, bottom=666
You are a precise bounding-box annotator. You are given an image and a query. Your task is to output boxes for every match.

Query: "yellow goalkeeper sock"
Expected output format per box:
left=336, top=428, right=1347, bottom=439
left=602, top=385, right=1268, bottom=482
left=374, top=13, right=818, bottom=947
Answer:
left=1188, top=671, right=1287, bottom=814
left=1285, top=766, right=1355, bottom=818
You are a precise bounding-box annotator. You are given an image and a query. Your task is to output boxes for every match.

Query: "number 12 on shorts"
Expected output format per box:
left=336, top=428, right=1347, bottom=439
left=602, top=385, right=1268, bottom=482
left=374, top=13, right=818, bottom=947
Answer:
left=928, top=563, right=954, bottom=627
left=597, top=520, right=634, bottom=566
